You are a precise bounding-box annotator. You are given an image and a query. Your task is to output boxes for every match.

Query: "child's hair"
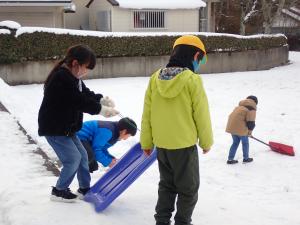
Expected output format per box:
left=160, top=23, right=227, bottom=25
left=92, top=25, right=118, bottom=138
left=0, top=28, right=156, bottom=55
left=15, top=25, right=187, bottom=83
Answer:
left=167, top=45, right=205, bottom=71
left=44, top=44, right=96, bottom=90
left=118, top=117, right=137, bottom=136
left=167, top=35, right=206, bottom=71
left=246, top=95, right=258, bottom=105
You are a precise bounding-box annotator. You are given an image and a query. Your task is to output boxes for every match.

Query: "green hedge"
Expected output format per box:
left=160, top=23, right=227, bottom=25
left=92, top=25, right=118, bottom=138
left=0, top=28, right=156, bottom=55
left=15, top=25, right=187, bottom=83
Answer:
left=0, top=31, right=287, bottom=64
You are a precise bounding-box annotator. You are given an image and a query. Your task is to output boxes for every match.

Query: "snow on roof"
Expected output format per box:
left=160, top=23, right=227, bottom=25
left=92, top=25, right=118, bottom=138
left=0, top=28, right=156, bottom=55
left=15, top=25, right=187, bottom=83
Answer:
left=290, top=7, right=300, bottom=15
left=282, top=8, right=300, bottom=22
left=0, top=20, right=21, bottom=29
left=0, top=29, right=11, bottom=34
left=0, top=0, right=71, bottom=6
left=111, top=0, right=206, bottom=9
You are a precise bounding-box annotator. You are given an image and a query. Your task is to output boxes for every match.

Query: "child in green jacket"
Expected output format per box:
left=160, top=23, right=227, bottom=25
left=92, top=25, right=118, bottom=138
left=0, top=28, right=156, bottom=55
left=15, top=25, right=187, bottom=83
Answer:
left=140, top=35, right=213, bottom=225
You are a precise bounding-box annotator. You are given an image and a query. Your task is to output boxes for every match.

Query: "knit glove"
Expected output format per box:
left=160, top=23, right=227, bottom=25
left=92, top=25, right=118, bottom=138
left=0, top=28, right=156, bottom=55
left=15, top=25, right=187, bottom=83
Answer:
left=100, top=105, right=119, bottom=118
left=100, top=96, right=115, bottom=108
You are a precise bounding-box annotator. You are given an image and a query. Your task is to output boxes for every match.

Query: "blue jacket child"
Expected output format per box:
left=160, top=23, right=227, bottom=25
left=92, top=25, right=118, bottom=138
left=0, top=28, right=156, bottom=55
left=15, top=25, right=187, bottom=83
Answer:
left=77, top=117, right=137, bottom=172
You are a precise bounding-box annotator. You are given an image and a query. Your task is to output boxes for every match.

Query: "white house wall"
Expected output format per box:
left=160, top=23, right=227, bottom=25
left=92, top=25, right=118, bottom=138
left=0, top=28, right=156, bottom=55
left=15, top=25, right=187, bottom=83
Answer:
left=111, top=8, right=199, bottom=32
left=90, top=6, right=200, bottom=32
left=111, top=7, right=131, bottom=31
left=0, top=6, right=64, bottom=28
left=65, top=0, right=89, bottom=29
left=89, top=0, right=112, bottom=30
left=166, top=9, right=199, bottom=32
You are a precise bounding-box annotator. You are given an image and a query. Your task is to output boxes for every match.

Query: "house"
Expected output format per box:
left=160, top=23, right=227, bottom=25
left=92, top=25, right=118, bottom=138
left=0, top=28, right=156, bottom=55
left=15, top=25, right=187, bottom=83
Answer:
left=65, top=0, right=220, bottom=32
left=0, top=0, right=73, bottom=28
left=272, top=7, right=300, bottom=35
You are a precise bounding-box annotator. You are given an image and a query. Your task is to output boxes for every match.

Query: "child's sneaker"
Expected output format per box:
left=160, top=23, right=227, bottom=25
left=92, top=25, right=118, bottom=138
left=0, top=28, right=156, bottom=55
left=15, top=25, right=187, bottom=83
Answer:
left=227, top=159, right=238, bottom=164
left=243, top=158, right=253, bottom=163
left=77, top=187, right=90, bottom=200
left=50, top=187, right=77, bottom=203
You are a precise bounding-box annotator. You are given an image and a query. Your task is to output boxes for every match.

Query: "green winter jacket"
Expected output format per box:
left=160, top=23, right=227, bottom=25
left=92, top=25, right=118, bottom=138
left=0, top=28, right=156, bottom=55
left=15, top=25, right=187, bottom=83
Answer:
left=140, top=68, right=213, bottom=150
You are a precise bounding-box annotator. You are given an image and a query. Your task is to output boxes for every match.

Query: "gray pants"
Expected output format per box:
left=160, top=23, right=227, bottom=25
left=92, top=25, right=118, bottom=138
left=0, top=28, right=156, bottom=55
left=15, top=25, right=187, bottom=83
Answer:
left=155, top=145, right=200, bottom=225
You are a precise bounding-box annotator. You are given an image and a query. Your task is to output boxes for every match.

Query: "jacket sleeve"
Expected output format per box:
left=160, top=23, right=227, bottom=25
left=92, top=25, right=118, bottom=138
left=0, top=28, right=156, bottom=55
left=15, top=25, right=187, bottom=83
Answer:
left=246, top=110, right=256, bottom=130
left=190, top=75, right=213, bottom=150
left=140, top=77, right=154, bottom=150
left=82, top=81, right=103, bottom=102
left=92, top=129, right=114, bottom=167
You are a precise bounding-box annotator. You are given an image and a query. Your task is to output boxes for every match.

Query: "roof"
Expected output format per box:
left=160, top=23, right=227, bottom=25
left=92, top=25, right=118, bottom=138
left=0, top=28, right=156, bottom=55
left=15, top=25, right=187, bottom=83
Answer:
left=282, top=7, right=300, bottom=23
left=0, top=0, right=72, bottom=6
left=106, top=0, right=206, bottom=9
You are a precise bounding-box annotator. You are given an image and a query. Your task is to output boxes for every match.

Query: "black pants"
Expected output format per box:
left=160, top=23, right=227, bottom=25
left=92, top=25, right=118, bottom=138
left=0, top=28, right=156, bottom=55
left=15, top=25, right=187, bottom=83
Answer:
left=155, top=145, right=199, bottom=225
left=80, top=140, right=98, bottom=173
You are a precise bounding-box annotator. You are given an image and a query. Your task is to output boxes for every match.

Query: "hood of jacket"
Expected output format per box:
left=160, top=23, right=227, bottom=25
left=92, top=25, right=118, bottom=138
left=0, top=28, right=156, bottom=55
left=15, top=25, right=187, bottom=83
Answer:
left=239, top=99, right=257, bottom=110
left=155, top=67, right=191, bottom=99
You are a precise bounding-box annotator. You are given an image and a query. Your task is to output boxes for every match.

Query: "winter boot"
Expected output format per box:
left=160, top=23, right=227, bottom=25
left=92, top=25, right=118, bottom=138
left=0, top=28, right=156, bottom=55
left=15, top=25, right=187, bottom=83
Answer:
left=243, top=158, right=253, bottom=163
left=77, top=187, right=90, bottom=200
left=50, top=187, right=77, bottom=203
left=227, top=159, right=238, bottom=164
left=156, top=222, right=170, bottom=225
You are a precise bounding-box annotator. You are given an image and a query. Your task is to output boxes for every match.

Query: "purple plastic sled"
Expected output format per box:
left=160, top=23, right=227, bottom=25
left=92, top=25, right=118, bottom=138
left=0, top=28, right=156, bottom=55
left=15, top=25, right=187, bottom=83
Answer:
left=84, top=142, right=157, bottom=212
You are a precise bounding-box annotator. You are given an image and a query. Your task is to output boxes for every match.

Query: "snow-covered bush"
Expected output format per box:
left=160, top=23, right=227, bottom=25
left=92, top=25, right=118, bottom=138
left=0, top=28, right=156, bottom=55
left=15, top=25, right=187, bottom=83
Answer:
left=0, top=24, right=287, bottom=64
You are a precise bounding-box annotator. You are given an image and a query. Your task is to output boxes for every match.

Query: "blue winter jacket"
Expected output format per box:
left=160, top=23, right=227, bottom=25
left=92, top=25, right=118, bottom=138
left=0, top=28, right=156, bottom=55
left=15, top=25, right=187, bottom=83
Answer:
left=76, top=120, right=119, bottom=167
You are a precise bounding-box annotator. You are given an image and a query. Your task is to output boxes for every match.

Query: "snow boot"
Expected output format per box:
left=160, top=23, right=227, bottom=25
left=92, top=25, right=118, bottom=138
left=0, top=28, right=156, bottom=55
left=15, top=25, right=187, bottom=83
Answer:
left=50, top=187, right=77, bottom=203
left=227, top=159, right=238, bottom=164
left=77, top=187, right=90, bottom=200
left=243, top=158, right=253, bottom=163
left=156, top=222, right=170, bottom=225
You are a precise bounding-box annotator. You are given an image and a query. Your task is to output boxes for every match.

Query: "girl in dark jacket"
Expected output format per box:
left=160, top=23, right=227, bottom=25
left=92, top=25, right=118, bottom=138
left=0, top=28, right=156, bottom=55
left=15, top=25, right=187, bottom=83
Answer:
left=38, top=44, right=118, bottom=202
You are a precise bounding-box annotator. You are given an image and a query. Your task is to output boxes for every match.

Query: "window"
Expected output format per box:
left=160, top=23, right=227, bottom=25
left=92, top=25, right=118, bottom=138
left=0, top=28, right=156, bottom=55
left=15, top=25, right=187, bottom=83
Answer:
left=199, top=7, right=207, bottom=32
left=133, top=10, right=165, bottom=29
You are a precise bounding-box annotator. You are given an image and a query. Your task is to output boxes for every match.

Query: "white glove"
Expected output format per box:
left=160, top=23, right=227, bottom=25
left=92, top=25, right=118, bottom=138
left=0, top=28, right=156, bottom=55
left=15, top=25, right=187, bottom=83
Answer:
left=100, top=96, right=115, bottom=108
left=100, top=105, right=119, bottom=118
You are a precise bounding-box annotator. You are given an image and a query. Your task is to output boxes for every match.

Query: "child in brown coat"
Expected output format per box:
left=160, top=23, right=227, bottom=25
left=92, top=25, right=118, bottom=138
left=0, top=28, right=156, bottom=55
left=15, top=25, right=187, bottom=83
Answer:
left=226, top=95, right=258, bottom=164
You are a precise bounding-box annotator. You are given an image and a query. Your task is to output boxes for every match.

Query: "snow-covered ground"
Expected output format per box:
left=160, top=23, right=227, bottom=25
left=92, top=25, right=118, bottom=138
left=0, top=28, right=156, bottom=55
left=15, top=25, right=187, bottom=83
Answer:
left=0, top=52, right=300, bottom=225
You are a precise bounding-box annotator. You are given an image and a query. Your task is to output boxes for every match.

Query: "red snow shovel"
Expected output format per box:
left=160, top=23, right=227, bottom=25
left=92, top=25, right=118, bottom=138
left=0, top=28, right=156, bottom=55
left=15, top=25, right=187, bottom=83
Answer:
left=250, top=136, right=295, bottom=156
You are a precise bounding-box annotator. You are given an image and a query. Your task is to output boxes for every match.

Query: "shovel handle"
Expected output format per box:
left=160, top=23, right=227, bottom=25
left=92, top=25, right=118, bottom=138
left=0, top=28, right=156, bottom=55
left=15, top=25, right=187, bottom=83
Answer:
left=249, top=136, right=271, bottom=147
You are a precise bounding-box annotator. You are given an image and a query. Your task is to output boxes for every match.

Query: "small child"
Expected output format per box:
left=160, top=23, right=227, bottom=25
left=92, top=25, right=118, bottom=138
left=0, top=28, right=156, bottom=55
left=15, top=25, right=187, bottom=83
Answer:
left=140, top=35, right=213, bottom=225
left=226, top=95, right=258, bottom=164
left=77, top=117, right=137, bottom=172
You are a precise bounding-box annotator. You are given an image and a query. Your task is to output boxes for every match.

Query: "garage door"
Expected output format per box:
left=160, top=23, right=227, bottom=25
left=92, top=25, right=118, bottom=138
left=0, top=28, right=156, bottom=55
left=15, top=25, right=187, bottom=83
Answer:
left=0, top=12, right=55, bottom=27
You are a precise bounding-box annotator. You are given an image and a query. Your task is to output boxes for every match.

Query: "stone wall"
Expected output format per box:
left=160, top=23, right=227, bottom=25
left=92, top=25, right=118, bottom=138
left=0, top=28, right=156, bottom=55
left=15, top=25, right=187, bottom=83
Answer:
left=0, top=45, right=289, bottom=85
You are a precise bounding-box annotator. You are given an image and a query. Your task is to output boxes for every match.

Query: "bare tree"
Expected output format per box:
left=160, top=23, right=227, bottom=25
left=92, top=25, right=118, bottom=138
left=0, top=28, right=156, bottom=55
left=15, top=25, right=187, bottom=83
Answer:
left=261, top=0, right=298, bottom=33
left=261, top=0, right=285, bottom=33
left=240, top=0, right=259, bottom=35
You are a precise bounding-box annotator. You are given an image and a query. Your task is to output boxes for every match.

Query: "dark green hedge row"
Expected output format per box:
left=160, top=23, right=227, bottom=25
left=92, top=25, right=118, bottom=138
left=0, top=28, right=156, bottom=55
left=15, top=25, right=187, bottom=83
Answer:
left=0, top=31, right=287, bottom=64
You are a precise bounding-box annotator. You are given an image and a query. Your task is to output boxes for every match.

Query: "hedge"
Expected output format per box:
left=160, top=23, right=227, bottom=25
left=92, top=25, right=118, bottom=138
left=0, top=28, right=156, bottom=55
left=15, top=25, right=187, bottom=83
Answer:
left=0, top=30, right=287, bottom=64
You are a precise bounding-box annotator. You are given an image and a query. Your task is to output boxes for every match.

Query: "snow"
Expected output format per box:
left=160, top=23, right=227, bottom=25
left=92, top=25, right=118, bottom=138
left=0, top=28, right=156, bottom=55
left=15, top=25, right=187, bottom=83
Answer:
left=282, top=9, right=300, bottom=22
left=0, top=29, right=10, bottom=34
left=15, top=25, right=286, bottom=40
left=0, top=52, right=300, bottom=225
left=116, top=0, right=206, bottom=9
left=290, top=7, right=300, bottom=15
left=0, top=20, right=21, bottom=30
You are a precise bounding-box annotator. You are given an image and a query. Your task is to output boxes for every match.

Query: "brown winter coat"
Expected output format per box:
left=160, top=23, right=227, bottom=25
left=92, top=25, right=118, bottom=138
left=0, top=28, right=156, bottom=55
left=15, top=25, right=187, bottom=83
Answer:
left=226, top=99, right=257, bottom=136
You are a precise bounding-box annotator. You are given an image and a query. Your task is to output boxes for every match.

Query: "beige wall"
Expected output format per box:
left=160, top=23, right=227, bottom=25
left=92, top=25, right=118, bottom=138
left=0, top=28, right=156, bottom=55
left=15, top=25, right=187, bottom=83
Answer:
left=0, top=6, right=64, bottom=28
left=111, top=7, right=132, bottom=31
left=89, top=0, right=112, bottom=30
left=89, top=6, right=199, bottom=32
left=0, top=46, right=289, bottom=85
left=166, top=10, right=199, bottom=32
left=65, top=0, right=89, bottom=29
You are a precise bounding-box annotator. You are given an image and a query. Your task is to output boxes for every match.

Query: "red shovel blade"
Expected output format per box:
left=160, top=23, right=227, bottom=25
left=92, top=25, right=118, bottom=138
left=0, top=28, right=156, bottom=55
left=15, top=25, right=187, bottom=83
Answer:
left=269, top=141, right=295, bottom=156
